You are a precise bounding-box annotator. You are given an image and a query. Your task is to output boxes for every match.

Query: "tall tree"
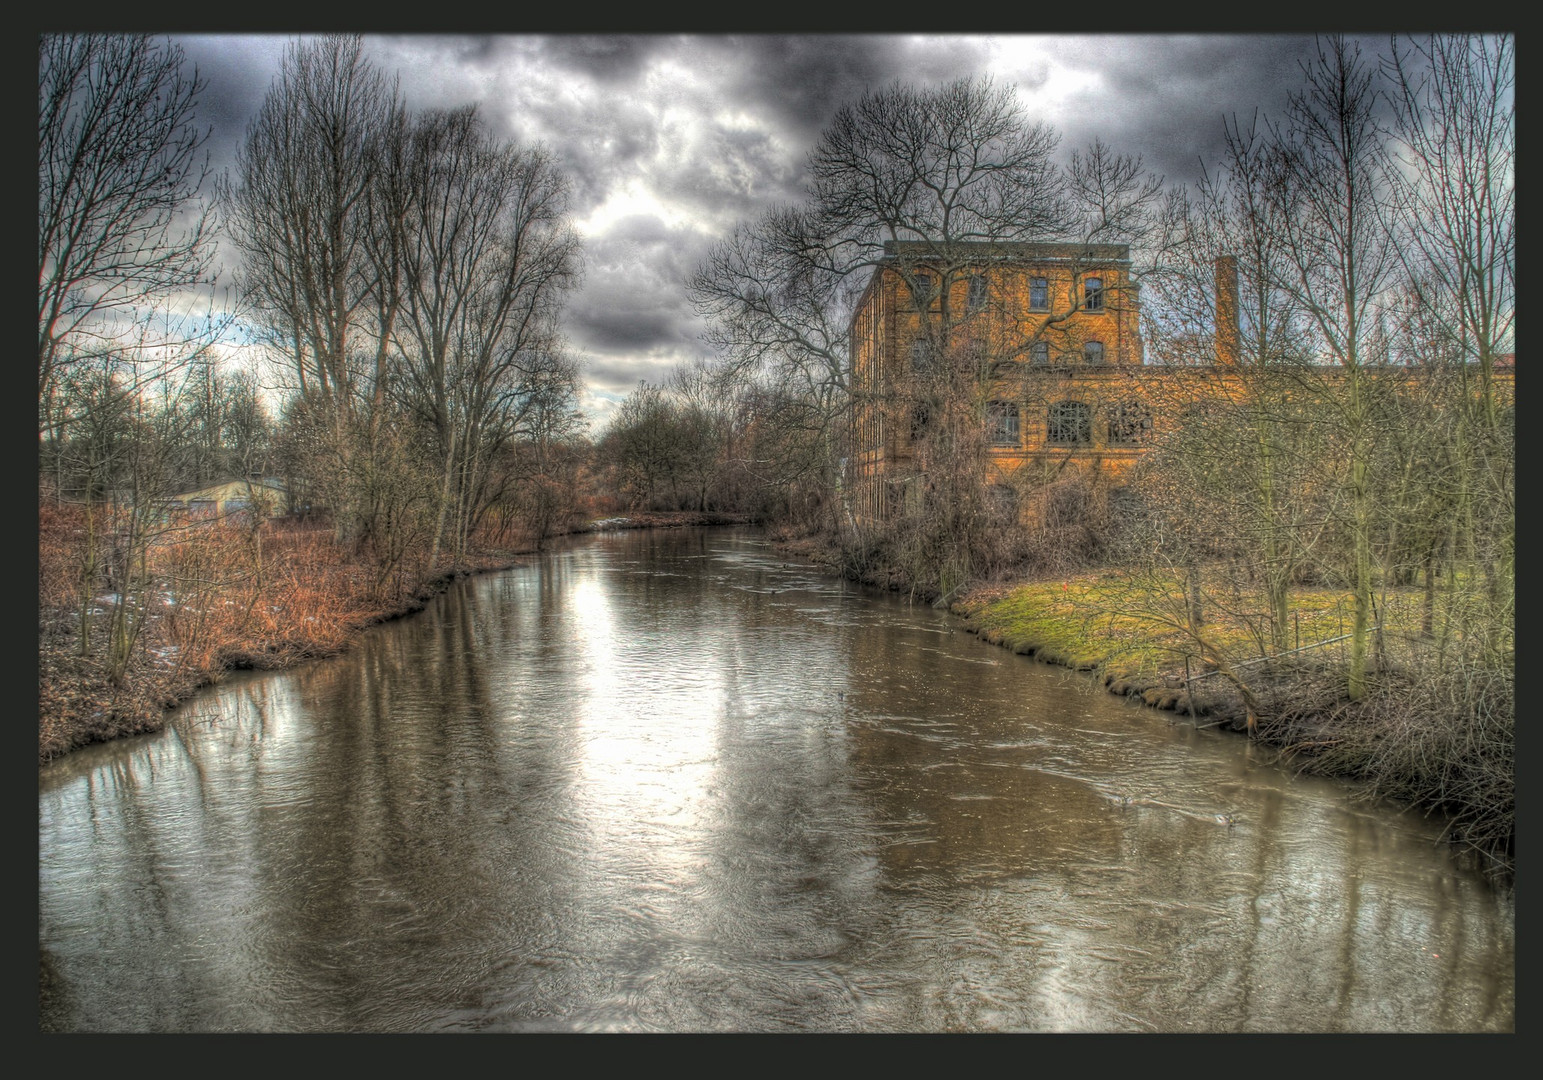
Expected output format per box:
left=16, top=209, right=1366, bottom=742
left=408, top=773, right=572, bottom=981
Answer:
left=1383, top=33, right=1514, bottom=660
left=1264, top=36, right=1402, bottom=701
left=221, top=34, right=402, bottom=412
left=1136, top=112, right=1323, bottom=658
left=388, top=106, right=582, bottom=564
left=220, top=34, right=408, bottom=546
left=38, top=33, right=221, bottom=445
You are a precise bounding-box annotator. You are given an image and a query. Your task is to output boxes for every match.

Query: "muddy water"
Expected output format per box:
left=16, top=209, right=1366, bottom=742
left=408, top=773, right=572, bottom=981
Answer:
left=38, top=527, right=1514, bottom=1032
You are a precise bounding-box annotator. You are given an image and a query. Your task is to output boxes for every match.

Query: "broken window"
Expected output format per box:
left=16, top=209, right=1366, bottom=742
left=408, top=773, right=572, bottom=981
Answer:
left=1107, top=400, right=1152, bottom=445
left=1047, top=401, right=1092, bottom=445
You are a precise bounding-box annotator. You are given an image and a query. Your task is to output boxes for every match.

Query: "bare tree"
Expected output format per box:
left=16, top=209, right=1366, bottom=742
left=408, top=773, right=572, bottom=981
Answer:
left=220, top=34, right=402, bottom=413
left=1384, top=33, right=1514, bottom=660
left=388, top=106, right=583, bottom=564
left=1263, top=36, right=1403, bottom=701
left=1385, top=34, right=1514, bottom=413
left=38, top=33, right=222, bottom=445
left=598, top=381, right=681, bottom=511
left=220, top=34, right=410, bottom=553
left=1132, top=113, right=1327, bottom=659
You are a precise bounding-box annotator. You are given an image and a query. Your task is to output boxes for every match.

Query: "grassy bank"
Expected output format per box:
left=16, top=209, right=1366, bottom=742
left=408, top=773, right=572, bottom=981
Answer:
left=770, top=526, right=1511, bottom=881
left=944, top=569, right=1514, bottom=880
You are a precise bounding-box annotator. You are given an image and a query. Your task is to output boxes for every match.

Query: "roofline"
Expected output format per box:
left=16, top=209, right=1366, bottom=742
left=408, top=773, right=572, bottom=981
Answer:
left=881, top=239, right=1131, bottom=263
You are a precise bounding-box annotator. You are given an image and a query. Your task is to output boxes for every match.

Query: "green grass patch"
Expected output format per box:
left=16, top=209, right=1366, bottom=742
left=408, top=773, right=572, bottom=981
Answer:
left=954, top=568, right=1425, bottom=683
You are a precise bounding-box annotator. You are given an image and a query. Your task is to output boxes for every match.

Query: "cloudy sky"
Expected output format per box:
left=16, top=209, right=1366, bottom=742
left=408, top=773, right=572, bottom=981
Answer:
left=171, top=32, right=1395, bottom=430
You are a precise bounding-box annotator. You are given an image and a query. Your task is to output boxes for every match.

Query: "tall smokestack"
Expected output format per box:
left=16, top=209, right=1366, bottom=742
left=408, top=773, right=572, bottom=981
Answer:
left=1215, top=254, right=1241, bottom=365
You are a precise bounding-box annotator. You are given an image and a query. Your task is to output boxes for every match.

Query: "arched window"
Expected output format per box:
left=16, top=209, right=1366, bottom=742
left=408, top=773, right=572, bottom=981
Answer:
left=1047, top=401, right=1091, bottom=445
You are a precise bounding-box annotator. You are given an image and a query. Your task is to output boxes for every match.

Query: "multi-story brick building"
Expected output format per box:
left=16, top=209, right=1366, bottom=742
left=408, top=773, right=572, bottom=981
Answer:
left=846, top=238, right=1512, bottom=529
left=846, top=239, right=1172, bottom=524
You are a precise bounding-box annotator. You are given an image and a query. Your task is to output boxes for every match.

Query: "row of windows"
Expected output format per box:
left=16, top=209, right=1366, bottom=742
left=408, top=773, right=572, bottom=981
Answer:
left=908, top=274, right=1105, bottom=313
left=908, top=339, right=1110, bottom=371
left=985, top=400, right=1151, bottom=447
left=913, top=273, right=992, bottom=313
left=1030, top=340, right=1104, bottom=364
left=1034, top=276, right=1102, bottom=312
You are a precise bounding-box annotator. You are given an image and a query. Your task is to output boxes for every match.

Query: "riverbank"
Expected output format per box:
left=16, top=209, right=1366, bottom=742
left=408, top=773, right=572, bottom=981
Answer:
left=40, top=512, right=1511, bottom=883
left=771, top=530, right=1514, bottom=883
left=38, top=510, right=753, bottom=766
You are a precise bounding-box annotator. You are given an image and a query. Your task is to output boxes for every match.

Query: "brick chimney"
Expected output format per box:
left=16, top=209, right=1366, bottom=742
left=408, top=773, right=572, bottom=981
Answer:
left=1215, top=254, right=1241, bottom=365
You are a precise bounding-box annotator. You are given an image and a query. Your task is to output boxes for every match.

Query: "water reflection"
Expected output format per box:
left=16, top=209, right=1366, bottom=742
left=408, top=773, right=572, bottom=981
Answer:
left=39, top=527, right=1514, bottom=1032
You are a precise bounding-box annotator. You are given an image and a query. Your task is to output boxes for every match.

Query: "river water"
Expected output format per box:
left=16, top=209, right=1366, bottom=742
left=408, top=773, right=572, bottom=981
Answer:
left=38, top=526, right=1514, bottom=1033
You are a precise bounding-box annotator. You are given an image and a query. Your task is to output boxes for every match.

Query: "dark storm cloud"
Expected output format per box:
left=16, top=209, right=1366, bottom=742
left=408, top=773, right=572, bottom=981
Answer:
left=154, top=31, right=1432, bottom=424
left=1055, top=33, right=1394, bottom=189
left=536, top=34, right=666, bottom=84
left=685, top=35, right=999, bottom=149
left=568, top=216, right=707, bottom=360
left=175, top=35, right=291, bottom=179
left=700, top=35, right=908, bottom=134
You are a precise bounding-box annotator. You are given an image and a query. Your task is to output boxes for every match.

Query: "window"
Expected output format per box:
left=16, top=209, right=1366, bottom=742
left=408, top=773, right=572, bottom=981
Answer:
left=1084, top=276, right=1104, bottom=311
left=1047, top=401, right=1092, bottom=445
left=1029, top=276, right=1048, bottom=310
left=1083, top=340, right=1105, bottom=364
left=987, top=401, right=1020, bottom=446
left=1029, top=341, right=1049, bottom=365
left=909, top=340, right=935, bottom=373
left=911, top=273, right=933, bottom=306
left=988, top=483, right=1018, bottom=522
left=1106, top=400, right=1152, bottom=446
left=909, top=401, right=931, bottom=441
left=967, top=274, right=987, bottom=311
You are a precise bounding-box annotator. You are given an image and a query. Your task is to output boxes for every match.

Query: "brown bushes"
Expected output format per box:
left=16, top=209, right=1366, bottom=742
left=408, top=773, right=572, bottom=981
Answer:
left=1256, top=658, right=1514, bottom=877
left=38, top=507, right=491, bottom=764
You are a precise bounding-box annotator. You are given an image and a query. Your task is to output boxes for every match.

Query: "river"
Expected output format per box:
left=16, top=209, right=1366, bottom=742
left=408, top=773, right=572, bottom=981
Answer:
left=38, top=526, right=1515, bottom=1032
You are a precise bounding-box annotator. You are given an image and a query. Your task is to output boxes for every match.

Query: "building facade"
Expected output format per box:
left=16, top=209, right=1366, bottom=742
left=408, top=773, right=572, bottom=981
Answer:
left=845, top=241, right=1512, bottom=530
left=847, top=240, right=1159, bottom=524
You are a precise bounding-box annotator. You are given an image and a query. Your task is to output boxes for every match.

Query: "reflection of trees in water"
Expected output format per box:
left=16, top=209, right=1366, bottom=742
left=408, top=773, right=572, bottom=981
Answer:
left=39, top=528, right=1514, bottom=1032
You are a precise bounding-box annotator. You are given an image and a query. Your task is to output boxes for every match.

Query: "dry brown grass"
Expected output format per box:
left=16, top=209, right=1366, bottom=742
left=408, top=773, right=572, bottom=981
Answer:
left=38, top=508, right=516, bottom=764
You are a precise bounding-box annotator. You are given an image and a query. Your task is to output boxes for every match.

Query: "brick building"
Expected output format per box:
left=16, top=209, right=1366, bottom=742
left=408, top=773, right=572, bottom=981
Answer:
left=846, top=239, right=1164, bottom=524
left=845, top=240, right=1512, bottom=529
